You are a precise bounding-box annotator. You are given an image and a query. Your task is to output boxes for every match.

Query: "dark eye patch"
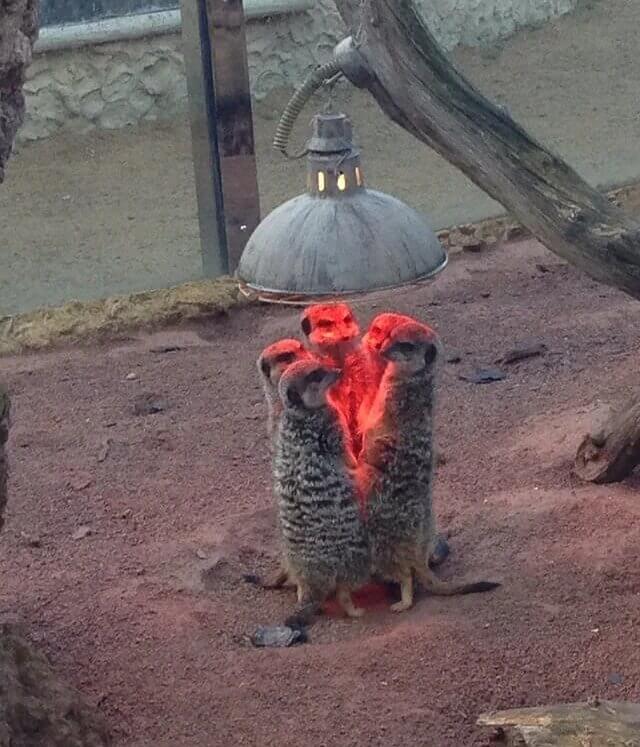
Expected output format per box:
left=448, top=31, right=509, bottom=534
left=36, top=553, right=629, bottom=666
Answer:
left=287, top=388, right=304, bottom=407
left=424, top=343, right=438, bottom=365
left=305, top=369, right=327, bottom=385
left=259, top=359, right=271, bottom=376
left=301, top=317, right=311, bottom=335
left=343, top=314, right=353, bottom=324
left=275, top=352, right=296, bottom=365
left=392, top=341, right=416, bottom=355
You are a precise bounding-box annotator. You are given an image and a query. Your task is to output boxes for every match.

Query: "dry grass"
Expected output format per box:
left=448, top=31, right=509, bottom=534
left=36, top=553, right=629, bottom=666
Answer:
left=0, top=276, right=248, bottom=356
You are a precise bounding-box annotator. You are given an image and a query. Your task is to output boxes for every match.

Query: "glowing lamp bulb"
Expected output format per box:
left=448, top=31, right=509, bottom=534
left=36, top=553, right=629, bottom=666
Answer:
left=236, top=112, right=447, bottom=304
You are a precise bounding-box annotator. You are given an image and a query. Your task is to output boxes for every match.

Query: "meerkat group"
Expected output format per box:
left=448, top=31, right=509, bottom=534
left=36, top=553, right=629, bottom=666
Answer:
left=256, top=303, right=499, bottom=624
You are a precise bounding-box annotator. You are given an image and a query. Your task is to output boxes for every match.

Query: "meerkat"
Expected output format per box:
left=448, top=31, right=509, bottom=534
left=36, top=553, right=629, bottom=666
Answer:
left=300, top=302, right=371, bottom=456
left=0, top=384, right=10, bottom=533
left=361, top=312, right=450, bottom=569
left=361, top=321, right=499, bottom=612
left=274, top=358, right=370, bottom=626
left=253, top=339, right=314, bottom=592
left=256, top=339, right=311, bottom=447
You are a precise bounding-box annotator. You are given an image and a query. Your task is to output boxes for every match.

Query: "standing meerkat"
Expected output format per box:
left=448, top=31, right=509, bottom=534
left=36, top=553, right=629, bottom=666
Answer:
left=256, top=339, right=311, bottom=447
left=361, top=312, right=450, bottom=569
left=361, top=321, right=499, bottom=612
left=0, top=384, right=10, bottom=532
left=254, top=339, right=313, bottom=592
left=274, top=359, right=370, bottom=626
left=300, top=302, right=371, bottom=457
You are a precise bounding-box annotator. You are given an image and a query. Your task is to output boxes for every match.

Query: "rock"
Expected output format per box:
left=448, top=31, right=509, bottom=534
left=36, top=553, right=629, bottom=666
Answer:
left=132, top=393, right=167, bottom=416
left=251, top=625, right=307, bottom=648
left=608, top=672, right=624, bottom=685
left=499, top=341, right=547, bottom=365
left=20, top=531, right=41, bottom=548
left=503, top=223, right=529, bottom=241
left=459, top=367, right=507, bottom=384
left=72, top=526, right=92, bottom=541
left=446, top=352, right=462, bottom=364
left=0, top=623, right=111, bottom=745
left=462, top=238, right=487, bottom=253
left=125, top=372, right=137, bottom=381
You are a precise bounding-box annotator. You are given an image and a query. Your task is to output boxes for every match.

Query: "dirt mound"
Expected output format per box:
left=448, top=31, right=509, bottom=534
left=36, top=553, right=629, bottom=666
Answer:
left=0, top=624, right=111, bottom=746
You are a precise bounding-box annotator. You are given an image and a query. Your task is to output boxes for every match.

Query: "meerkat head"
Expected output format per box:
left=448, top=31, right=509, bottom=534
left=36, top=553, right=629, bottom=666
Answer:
left=379, top=320, right=440, bottom=376
left=257, top=339, right=310, bottom=389
left=300, top=303, right=360, bottom=361
left=362, top=312, right=417, bottom=355
left=278, top=359, right=342, bottom=411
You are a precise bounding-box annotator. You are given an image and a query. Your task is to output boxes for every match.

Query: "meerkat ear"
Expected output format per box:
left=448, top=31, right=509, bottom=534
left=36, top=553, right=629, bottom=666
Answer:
left=424, top=342, right=438, bottom=366
left=301, top=317, right=312, bottom=336
left=259, top=358, right=271, bottom=377
left=286, top=387, right=304, bottom=407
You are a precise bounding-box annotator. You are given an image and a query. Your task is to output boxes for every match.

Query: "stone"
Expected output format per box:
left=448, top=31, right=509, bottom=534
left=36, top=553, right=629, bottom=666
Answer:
left=0, top=623, right=112, bottom=745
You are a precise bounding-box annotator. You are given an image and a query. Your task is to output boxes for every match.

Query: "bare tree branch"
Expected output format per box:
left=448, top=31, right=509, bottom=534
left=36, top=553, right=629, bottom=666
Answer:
left=332, top=0, right=640, bottom=300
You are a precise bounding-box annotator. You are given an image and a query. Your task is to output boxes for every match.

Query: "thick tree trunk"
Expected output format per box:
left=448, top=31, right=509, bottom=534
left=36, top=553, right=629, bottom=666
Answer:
left=0, top=0, right=38, bottom=183
left=478, top=699, right=640, bottom=746
left=332, top=0, right=640, bottom=300
left=575, top=395, right=640, bottom=483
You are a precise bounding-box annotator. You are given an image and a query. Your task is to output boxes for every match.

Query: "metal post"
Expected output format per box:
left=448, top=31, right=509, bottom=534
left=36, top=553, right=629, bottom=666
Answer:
left=181, top=0, right=228, bottom=276
left=180, top=0, right=261, bottom=277
left=207, top=0, right=262, bottom=271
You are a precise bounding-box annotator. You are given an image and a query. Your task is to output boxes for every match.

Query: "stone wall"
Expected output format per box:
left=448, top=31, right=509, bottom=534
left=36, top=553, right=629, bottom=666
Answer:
left=20, top=0, right=577, bottom=141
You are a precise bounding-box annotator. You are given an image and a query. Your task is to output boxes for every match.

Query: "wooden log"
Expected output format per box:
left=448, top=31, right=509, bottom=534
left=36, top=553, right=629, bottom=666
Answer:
left=575, top=395, right=640, bottom=483
left=331, top=0, right=640, bottom=300
left=0, top=0, right=39, bottom=183
left=478, top=699, right=640, bottom=746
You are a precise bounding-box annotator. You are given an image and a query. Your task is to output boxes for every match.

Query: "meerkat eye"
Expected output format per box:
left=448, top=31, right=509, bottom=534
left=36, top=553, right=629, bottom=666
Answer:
left=287, top=388, right=304, bottom=407
left=424, top=343, right=438, bottom=365
left=305, top=369, right=327, bottom=385
left=259, top=359, right=271, bottom=376
left=301, top=317, right=312, bottom=336
left=392, top=341, right=416, bottom=355
left=276, top=352, right=295, bottom=365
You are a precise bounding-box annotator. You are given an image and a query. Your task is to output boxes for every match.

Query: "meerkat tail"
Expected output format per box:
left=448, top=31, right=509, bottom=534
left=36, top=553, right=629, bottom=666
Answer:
left=415, top=565, right=500, bottom=596
left=284, top=601, right=322, bottom=629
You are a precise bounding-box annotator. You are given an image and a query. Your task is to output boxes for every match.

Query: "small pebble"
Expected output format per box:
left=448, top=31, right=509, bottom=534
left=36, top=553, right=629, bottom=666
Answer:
left=459, top=367, right=506, bottom=384
left=251, top=625, right=307, bottom=648
left=72, top=525, right=92, bottom=540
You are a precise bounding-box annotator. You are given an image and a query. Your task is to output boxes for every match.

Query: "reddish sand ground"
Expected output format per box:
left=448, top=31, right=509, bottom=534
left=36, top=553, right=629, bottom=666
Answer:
left=2, top=239, right=640, bottom=746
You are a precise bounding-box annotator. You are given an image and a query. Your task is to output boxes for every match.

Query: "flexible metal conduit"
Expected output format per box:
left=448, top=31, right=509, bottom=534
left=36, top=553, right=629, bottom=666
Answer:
left=35, top=0, right=314, bottom=53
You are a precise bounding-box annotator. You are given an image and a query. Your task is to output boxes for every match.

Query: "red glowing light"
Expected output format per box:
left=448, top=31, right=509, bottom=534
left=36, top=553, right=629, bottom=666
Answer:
left=263, top=304, right=435, bottom=510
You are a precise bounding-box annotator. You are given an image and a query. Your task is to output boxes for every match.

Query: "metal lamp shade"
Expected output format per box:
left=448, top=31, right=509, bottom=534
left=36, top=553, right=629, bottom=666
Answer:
left=236, top=113, right=447, bottom=302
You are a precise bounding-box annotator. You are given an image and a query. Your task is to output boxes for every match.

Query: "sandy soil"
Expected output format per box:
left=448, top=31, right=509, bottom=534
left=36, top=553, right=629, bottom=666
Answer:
left=2, top=238, right=640, bottom=746
left=2, top=0, right=640, bottom=315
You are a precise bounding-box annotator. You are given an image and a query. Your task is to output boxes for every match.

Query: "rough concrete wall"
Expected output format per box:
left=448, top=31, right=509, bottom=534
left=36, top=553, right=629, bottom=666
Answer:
left=20, top=0, right=577, bottom=141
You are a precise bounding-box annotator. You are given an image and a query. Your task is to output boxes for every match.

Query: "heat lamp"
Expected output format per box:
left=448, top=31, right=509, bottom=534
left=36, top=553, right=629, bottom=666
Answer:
left=236, top=108, right=447, bottom=304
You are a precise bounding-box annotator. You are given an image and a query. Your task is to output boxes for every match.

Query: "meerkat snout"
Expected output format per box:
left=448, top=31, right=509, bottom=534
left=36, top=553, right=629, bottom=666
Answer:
left=380, top=321, right=441, bottom=373
left=279, top=361, right=341, bottom=411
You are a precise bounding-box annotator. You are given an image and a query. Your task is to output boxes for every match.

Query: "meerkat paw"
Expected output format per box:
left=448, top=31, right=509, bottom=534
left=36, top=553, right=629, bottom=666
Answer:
left=390, top=599, right=413, bottom=613
left=390, top=573, right=414, bottom=613
left=336, top=586, right=365, bottom=619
